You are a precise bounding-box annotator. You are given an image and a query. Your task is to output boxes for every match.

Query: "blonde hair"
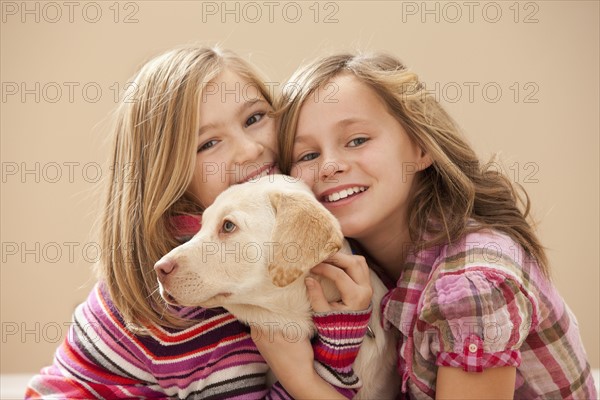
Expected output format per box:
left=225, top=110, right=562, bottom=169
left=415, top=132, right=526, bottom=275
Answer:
left=98, top=45, right=273, bottom=329
left=277, top=53, right=549, bottom=276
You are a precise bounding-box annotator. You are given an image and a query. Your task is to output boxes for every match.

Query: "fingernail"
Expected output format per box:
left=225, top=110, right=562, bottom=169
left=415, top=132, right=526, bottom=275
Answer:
left=305, top=277, right=315, bottom=288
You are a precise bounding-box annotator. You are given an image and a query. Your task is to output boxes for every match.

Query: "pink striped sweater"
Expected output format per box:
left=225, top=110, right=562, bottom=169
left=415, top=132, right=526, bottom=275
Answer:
left=25, top=283, right=371, bottom=399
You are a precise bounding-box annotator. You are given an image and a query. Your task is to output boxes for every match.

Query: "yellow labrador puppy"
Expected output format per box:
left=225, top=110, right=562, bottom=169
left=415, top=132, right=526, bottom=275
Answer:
left=155, top=174, right=398, bottom=399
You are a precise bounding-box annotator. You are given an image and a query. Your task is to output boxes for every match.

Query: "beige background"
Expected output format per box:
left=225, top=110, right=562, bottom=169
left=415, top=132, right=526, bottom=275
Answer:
left=1, top=0, right=598, bottom=376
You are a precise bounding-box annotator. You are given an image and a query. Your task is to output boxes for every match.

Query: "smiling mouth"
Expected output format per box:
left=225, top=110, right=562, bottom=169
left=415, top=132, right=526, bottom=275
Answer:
left=323, top=186, right=368, bottom=203
left=241, top=164, right=276, bottom=183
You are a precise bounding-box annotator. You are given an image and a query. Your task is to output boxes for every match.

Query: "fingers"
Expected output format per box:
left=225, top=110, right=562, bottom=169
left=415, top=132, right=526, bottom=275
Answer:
left=322, top=252, right=370, bottom=284
left=305, top=277, right=331, bottom=313
left=310, top=253, right=373, bottom=311
left=311, top=263, right=361, bottom=301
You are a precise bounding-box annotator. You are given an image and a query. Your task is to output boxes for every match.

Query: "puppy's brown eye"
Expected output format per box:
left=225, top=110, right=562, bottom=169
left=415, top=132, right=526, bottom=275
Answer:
left=222, top=220, right=236, bottom=233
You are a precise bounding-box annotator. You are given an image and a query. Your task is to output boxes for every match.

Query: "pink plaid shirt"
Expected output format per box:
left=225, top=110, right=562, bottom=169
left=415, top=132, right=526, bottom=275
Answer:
left=380, top=228, right=597, bottom=399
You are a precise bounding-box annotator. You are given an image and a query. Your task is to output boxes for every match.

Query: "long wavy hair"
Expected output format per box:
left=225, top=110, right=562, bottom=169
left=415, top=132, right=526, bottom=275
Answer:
left=277, top=53, right=549, bottom=276
left=98, top=46, right=273, bottom=329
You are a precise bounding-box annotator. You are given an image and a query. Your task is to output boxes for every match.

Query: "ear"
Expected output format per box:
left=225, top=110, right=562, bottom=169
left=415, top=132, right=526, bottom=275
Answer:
left=267, top=191, right=343, bottom=287
left=417, top=148, right=433, bottom=171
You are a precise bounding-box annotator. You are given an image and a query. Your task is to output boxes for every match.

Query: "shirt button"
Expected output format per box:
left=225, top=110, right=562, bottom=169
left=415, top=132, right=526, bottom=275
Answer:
left=468, top=344, right=478, bottom=353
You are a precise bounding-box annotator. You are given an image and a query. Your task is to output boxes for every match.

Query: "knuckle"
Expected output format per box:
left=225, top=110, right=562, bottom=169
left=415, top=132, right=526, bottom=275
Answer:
left=353, top=255, right=367, bottom=265
left=361, top=286, right=374, bottom=300
left=331, top=266, right=346, bottom=278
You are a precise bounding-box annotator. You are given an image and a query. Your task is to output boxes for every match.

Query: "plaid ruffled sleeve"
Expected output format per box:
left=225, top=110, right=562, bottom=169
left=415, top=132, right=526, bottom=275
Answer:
left=418, top=267, right=534, bottom=373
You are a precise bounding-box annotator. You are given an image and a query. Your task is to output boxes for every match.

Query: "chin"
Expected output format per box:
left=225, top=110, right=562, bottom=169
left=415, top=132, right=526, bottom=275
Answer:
left=195, top=292, right=233, bottom=308
left=339, top=221, right=368, bottom=239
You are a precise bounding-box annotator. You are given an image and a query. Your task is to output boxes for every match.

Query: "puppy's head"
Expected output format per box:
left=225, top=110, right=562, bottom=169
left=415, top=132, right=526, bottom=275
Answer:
left=155, top=175, right=343, bottom=308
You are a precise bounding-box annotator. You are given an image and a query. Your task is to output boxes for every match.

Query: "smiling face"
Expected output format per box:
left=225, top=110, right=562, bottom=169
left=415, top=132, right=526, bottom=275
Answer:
left=290, top=74, right=431, bottom=242
left=186, top=69, right=278, bottom=209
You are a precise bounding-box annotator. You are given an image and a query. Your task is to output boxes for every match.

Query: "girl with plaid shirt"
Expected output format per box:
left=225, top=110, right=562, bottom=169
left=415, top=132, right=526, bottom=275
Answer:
left=277, top=52, right=597, bottom=399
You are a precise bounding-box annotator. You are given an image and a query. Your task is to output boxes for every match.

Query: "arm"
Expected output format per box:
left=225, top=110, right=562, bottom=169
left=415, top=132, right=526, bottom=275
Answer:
left=436, top=366, right=516, bottom=400
left=418, top=267, right=531, bottom=400
left=252, top=326, right=346, bottom=399
left=252, top=252, right=373, bottom=399
left=25, top=313, right=163, bottom=399
left=25, top=285, right=168, bottom=400
left=26, top=360, right=162, bottom=400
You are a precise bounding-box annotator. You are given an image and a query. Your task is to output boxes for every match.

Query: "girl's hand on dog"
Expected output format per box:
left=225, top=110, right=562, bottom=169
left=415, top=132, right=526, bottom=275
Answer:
left=306, top=252, right=373, bottom=313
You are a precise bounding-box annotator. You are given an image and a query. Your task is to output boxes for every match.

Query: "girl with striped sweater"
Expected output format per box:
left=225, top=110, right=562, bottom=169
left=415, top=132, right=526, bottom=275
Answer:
left=26, top=46, right=374, bottom=399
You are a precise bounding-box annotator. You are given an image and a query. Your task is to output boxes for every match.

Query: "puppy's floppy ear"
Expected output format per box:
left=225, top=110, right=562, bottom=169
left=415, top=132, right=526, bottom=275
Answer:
left=267, top=191, right=343, bottom=287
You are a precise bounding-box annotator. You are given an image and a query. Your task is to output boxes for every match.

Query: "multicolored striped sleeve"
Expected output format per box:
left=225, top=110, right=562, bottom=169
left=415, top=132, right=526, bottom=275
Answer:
left=24, top=284, right=177, bottom=400
left=418, top=266, right=533, bottom=373
left=311, top=304, right=372, bottom=397
left=24, top=307, right=165, bottom=399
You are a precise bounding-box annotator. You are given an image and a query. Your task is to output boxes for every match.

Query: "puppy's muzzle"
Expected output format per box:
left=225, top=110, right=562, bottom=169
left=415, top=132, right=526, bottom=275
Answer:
left=154, top=257, right=179, bottom=304
left=154, top=256, right=178, bottom=279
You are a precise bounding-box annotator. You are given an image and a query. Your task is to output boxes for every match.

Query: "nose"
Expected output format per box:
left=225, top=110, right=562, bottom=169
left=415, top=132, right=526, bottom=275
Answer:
left=233, top=131, right=264, bottom=165
left=154, top=257, right=178, bottom=279
left=320, top=151, right=348, bottom=181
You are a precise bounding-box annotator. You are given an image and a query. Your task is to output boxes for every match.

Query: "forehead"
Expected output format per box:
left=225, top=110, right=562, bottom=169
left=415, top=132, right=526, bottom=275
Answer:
left=200, top=69, right=263, bottom=110
left=296, top=74, right=387, bottom=133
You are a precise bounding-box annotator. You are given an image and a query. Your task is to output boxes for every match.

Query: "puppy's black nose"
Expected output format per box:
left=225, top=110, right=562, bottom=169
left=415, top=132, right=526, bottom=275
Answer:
left=154, top=257, right=177, bottom=279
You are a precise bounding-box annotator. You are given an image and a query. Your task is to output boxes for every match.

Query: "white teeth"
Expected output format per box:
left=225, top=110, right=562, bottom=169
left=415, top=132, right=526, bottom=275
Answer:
left=246, top=165, right=272, bottom=182
left=326, top=186, right=366, bottom=203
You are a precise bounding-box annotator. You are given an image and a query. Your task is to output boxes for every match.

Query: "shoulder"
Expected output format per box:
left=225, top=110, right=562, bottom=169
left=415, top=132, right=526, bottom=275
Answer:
left=433, top=228, right=532, bottom=281
left=417, top=229, right=538, bottom=355
left=70, top=282, right=149, bottom=359
left=73, top=283, right=253, bottom=369
left=421, top=228, right=546, bottom=309
left=74, top=282, right=121, bottom=329
left=423, top=227, right=537, bottom=304
left=82, top=282, right=245, bottom=345
left=75, top=282, right=132, bottom=333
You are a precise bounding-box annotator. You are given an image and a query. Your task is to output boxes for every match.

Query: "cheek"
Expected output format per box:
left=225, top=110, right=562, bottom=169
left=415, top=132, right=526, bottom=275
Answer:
left=186, top=164, right=219, bottom=209
left=260, top=119, right=277, bottom=150
left=290, top=164, right=316, bottom=187
left=185, top=167, right=200, bottom=198
left=290, top=164, right=301, bottom=178
left=186, top=177, right=204, bottom=207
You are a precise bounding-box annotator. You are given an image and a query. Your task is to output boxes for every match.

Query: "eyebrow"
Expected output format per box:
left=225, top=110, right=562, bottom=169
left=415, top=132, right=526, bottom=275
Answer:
left=293, top=135, right=311, bottom=145
left=335, top=117, right=369, bottom=128
left=294, top=117, right=369, bottom=144
left=198, top=98, right=268, bottom=137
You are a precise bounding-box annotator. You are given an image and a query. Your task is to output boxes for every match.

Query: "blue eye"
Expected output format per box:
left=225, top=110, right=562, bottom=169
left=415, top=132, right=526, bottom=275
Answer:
left=348, top=137, right=368, bottom=147
left=245, top=112, right=265, bottom=127
left=198, top=140, right=218, bottom=153
left=298, top=152, right=319, bottom=162
left=222, top=220, right=236, bottom=233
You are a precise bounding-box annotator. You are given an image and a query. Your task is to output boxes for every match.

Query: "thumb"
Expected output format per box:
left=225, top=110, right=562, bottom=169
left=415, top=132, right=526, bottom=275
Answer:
left=305, top=277, right=330, bottom=313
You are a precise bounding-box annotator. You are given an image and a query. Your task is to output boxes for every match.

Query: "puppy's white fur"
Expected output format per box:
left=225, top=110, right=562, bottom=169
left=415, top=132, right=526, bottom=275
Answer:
left=157, top=175, right=398, bottom=399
